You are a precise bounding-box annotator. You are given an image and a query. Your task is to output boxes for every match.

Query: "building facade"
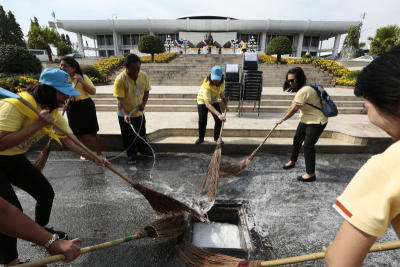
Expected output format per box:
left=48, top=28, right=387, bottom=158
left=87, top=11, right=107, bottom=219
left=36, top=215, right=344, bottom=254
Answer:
left=53, top=15, right=359, bottom=57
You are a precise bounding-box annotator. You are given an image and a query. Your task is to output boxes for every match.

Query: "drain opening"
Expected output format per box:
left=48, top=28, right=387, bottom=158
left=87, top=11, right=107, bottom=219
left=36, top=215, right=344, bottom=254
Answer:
left=186, top=203, right=254, bottom=258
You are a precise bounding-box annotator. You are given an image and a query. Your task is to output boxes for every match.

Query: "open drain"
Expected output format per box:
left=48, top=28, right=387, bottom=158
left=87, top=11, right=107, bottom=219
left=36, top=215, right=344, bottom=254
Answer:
left=186, top=203, right=254, bottom=258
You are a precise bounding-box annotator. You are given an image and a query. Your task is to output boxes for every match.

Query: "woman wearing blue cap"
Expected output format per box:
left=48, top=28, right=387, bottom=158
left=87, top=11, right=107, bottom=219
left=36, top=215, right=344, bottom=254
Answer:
left=195, top=65, right=228, bottom=144
left=0, top=68, right=110, bottom=266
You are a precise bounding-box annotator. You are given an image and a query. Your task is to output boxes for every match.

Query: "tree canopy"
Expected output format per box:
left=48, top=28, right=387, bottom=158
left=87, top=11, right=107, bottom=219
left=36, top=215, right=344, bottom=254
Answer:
left=0, top=5, right=25, bottom=47
left=27, top=17, right=60, bottom=61
left=138, top=35, right=165, bottom=61
left=368, top=25, right=400, bottom=55
left=265, top=36, right=292, bottom=62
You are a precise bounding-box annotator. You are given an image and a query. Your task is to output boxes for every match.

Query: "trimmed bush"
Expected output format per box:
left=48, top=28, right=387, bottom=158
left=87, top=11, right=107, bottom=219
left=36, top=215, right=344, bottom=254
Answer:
left=265, top=36, right=292, bottom=63
left=81, top=65, right=102, bottom=79
left=0, top=45, right=42, bottom=74
left=0, top=74, right=39, bottom=92
left=138, top=35, right=165, bottom=61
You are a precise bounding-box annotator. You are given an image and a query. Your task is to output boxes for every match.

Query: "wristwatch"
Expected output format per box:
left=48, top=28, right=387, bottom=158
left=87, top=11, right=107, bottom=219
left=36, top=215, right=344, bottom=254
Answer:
left=44, top=233, right=59, bottom=248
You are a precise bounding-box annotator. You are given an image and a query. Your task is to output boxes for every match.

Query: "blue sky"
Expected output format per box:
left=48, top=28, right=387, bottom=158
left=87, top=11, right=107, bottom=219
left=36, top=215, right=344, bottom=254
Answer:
left=2, top=0, right=399, bottom=50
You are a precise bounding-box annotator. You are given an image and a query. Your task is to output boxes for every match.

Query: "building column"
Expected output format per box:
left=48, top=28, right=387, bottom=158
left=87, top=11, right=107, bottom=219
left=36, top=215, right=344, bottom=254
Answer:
left=76, top=33, right=84, bottom=55
left=296, top=33, right=304, bottom=57
left=260, top=32, right=267, bottom=52
left=333, top=34, right=341, bottom=57
left=93, top=39, right=98, bottom=57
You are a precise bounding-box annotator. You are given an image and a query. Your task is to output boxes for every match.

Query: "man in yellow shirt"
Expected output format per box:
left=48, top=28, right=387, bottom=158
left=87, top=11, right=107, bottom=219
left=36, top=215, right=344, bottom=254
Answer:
left=113, top=54, right=153, bottom=164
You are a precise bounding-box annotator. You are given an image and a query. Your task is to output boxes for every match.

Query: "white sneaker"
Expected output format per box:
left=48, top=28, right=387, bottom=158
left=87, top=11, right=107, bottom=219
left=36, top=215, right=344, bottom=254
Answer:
left=80, top=156, right=86, bottom=160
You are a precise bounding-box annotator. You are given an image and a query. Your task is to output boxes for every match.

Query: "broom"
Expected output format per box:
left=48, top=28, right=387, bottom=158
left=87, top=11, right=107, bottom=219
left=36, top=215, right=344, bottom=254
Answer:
left=176, top=239, right=400, bottom=267
left=219, top=123, right=279, bottom=178
left=197, top=108, right=227, bottom=202
left=18, top=215, right=186, bottom=267
left=0, top=88, right=205, bottom=221
left=33, top=96, right=72, bottom=171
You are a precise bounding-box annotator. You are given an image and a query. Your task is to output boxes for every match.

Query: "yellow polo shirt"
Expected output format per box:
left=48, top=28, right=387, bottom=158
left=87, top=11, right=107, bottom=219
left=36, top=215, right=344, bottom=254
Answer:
left=197, top=78, right=225, bottom=105
left=113, top=70, right=151, bottom=118
left=333, top=141, right=400, bottom=237
left=0, top=101, right=72, bottom=156
left=294, top=85, right=328, bottom=124
left=72, top=74, right=95, bottom=101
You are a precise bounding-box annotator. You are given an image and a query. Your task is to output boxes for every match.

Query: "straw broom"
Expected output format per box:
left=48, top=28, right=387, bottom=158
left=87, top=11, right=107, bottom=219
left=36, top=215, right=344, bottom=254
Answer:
left=219, top=123, right=278, bottom=178
left=33, top=96, right=72, bottom=171
left=197, top=108, right=227, bottom=202
left=176, top=239, right=400, bottom=267
left=13, top=95, right=205, bottom=221
left=17, top=215, right=186, bottom=267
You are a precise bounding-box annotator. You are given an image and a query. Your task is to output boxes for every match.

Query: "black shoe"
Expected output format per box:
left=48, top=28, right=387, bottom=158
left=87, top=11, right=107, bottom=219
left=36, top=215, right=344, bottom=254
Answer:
left=195, top=138, right=204, bottom=145
left=283, top=163, right=296, bottom=170
left=297, top=175, right=316, bottom=182
left=44, top=227, right=69, bottom=240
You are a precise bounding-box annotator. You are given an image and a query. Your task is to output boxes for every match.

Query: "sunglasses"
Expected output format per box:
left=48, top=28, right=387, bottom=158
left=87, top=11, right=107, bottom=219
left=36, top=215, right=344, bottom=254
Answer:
left=287, top=79, right=296, bottom=83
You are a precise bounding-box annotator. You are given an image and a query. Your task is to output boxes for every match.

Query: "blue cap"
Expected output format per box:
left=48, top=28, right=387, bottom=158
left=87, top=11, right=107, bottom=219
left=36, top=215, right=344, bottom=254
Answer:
left=210, top=65, right=223, bottom=81
left=39, top=68, right=80, bottom=96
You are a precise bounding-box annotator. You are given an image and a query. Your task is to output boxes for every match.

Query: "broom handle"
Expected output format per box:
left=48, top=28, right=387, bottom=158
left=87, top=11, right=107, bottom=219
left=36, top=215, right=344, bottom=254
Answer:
left=217, top=108, right=228, bottom=143
left=18, top=98, right=141, bottom=188
left=16, top=231, right=148, bottom=267
left=260, top=240, right=400, bottom=266
left=252, top=123, right=279, bottom=154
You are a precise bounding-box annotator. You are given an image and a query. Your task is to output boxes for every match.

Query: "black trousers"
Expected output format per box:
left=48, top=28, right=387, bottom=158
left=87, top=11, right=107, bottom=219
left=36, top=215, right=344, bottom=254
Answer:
left=290, top=121, right=327, bottom=174
left=118, top=115, right=151, bottom=157
left=197, top=103, right=222, bottom=141
left=0, top=154, right=55, bottom=264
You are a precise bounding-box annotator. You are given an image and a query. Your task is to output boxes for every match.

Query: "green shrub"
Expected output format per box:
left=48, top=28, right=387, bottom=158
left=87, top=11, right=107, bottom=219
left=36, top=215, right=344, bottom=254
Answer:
left=138, top=35, right=165, bottom=61
left=81, top=65, right=102, bottom=79
left=345, top=70, right=362, bottom=80
left=0, top=74, right=39, bottom=92
left=265, top=36, right=292, bottom=63
left=0, top=45, right=42, bottom=74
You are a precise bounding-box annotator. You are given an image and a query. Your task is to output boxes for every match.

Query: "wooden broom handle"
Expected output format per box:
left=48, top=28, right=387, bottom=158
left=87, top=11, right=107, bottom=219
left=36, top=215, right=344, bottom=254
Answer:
left=217, top=108, right=228, bottom=143
left=252, top=123, right=278, bottom=154
left=18, top=98, right=140, bottom=187
left=16, top=231, right=147, bottom=267
left=260, top=240, right=400, bottom=266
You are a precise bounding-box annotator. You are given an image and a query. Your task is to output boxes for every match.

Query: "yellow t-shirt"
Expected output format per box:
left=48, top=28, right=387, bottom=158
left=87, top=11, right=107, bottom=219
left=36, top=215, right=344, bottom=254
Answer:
left=197, top=78, right=225, bottom=105
left=293, top=85, right=328, bottom=124
left=333, top=141, right=400, bottom=237
left=113, top=70, right=151, bottom=118
left=0, top=100, right=72, bottom=156
left=72, top=74, right=95, bottom=101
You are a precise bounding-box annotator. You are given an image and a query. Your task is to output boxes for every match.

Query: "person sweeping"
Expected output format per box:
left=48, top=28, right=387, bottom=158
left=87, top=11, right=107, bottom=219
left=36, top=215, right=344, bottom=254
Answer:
left=0, top=68, right=109, bottom=266
left=195, top=65, right=228, bottom=145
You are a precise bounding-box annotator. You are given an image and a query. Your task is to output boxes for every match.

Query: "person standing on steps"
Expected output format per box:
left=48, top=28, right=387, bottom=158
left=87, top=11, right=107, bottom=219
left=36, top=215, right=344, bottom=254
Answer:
left=113, top=54, right=153, bottom=165
left=277, top=67, right=328, bottom=182
left=59, top=56, right=103, bottom=159
left=195, top=65, right=228, bottom=145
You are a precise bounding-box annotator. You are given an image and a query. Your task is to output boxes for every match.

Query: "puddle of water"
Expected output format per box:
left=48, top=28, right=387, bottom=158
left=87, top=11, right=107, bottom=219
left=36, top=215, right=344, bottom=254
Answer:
left=192, top=222, right=241, bottom=248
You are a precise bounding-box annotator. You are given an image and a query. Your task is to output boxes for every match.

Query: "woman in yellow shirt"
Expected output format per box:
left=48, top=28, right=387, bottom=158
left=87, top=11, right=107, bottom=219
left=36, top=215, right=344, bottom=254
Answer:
left=277, top=67, right=328, bottom=182
left=325, top=46, right=400, bottom=266
left=60, top=56, right=102, bottom=156
left=0, top=68, right=109, bottom=266
left=195, top=65, right=228, bottom=144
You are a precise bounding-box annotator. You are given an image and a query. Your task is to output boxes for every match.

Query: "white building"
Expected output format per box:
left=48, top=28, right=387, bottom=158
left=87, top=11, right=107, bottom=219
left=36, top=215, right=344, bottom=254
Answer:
left=52, top=15, right=359, bottom=57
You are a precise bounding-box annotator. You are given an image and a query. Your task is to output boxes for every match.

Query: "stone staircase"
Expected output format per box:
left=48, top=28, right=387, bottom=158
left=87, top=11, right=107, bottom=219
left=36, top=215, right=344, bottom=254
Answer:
left=109, top=54, right=333, bottom=87
left=93, top=92, right=365, bottom=115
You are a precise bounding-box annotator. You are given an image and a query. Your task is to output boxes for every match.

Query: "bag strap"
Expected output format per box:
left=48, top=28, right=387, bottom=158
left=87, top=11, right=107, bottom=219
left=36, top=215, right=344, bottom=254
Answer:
left=304, top=83, right=323, bottom=111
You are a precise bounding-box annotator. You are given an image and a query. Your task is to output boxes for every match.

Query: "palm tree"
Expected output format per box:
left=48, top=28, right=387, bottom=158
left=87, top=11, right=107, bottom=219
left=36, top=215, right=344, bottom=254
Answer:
left=368, top=25, right=400, bottom=55
left=27, top=17, right=59, bottom=61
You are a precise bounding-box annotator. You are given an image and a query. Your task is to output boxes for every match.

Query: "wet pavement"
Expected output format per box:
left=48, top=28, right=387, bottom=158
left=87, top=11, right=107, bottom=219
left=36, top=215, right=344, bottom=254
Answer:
left=16, top=150, right=400, bottom=267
